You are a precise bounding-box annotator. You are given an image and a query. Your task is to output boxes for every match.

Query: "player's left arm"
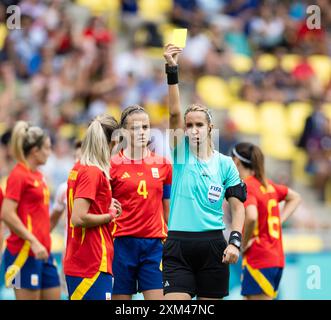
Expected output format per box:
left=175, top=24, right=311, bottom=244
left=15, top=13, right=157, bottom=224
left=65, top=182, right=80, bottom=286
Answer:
left=280, top=188, right=301, bottom=224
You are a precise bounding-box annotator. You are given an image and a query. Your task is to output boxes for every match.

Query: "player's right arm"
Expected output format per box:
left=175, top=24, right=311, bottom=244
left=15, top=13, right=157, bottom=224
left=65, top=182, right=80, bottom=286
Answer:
left=1, top=198, right=48, bottom=260
left=242, top=204, right=258, bottom=253
left=163, top=44, right=184, bottom=148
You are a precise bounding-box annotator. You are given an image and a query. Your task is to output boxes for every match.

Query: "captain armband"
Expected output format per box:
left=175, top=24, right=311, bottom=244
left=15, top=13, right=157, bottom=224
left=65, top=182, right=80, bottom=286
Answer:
left=225, top=181, right=247, bottom=203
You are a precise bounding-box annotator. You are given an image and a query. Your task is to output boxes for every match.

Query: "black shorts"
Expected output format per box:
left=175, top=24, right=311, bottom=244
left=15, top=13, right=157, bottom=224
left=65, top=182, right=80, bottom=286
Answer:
left=162, top=230, right=229, bottom=299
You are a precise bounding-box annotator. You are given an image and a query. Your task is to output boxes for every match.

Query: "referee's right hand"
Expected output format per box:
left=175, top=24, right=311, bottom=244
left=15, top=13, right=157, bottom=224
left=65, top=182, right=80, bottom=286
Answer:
left=222, top=244, right=240, bottom=264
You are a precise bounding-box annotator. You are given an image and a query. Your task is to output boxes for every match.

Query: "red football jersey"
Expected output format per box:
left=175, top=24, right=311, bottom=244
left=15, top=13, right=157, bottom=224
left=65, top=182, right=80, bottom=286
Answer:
left=110, top=151, right=172, bottom=239
left=243, top=176, right=288, bottom=269
left=5, top=163, right=51, bottom=256
left=63, top=162, right=114, bottom=278
left=0, top=186, right=3, bottom=210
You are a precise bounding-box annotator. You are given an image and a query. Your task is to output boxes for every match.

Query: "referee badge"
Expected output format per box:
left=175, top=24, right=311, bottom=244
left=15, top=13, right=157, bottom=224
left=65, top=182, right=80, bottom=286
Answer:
left=151, top=168, right=159, bottom=178
left=207, top=184, right=223, bottom=203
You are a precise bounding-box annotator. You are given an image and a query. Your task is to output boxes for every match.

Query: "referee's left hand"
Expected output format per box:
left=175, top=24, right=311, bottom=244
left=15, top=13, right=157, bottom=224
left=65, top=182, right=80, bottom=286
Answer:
left=222, top=244, right=240, bottom=264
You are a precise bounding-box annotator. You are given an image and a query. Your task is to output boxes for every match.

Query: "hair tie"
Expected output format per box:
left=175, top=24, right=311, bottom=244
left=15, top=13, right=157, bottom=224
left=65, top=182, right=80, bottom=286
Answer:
left=232, top=147, right=252, bottom=164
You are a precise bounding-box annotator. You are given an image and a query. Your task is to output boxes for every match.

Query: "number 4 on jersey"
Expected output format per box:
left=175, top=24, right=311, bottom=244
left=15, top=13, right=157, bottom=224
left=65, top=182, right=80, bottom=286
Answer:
left=137, top=180, right=148, bottom=199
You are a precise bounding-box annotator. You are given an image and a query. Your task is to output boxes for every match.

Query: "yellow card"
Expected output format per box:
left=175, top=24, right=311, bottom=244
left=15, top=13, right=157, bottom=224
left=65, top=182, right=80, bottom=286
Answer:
left=172, top=28, right=187, bottom=48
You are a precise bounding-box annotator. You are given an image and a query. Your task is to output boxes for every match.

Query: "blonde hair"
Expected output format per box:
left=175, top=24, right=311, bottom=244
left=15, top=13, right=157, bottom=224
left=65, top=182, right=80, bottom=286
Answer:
left=80, top=114, right=118, bottom=179
left=11, top=121, right=46, bottom=164
left=184, top=103, right=214, bottom=152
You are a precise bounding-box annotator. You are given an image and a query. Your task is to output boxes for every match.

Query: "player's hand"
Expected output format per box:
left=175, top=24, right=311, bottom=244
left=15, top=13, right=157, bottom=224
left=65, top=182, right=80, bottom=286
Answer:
left=222, top=244, right=240, bottom=264
left=30, top=239, right=49, bottom=260
left=110, top=198, right=122, bottom=218
left=163, top=44, right=182, bottom=66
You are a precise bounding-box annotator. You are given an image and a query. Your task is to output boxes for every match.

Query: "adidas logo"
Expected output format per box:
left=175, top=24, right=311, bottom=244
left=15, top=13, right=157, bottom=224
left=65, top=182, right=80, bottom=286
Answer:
left=164, top=281, right=170, bottom=287
left=121, top=172, right=130, bottom=179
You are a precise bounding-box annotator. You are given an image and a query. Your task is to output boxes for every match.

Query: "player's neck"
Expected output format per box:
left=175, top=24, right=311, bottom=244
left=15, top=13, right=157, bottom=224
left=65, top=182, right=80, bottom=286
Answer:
left=123, top=147, right=149, bottom=160
left=25, top=157, right=38, bottom=172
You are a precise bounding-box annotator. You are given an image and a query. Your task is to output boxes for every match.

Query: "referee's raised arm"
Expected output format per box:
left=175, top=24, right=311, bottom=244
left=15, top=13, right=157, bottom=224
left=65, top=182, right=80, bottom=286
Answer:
left=163, top=44, right=184, bottom=148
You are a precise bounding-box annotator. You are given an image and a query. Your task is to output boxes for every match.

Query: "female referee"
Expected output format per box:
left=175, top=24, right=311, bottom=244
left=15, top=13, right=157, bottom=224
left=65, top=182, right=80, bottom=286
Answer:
left=1, top=121, right=60, bottom=300
left=231, top=142, right=301, bottom=300
left=162, top=44, right=246, bottom=300
left=110, top=105, right=172, bottom=300
left=63, top=114, right=122, bottom=300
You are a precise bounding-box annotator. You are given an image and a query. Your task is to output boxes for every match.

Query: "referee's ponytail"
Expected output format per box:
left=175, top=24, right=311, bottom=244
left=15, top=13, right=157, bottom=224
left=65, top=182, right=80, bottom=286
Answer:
left=80, top=114, right=118, bottom=179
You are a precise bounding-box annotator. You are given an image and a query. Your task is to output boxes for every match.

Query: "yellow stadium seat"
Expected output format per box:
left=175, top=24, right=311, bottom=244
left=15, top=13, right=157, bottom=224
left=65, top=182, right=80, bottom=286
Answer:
left=0, top=23, right=7, bottom=49
left=106, top=104, right=122, bottom=122
left=280, top=54, right=302, bottom=72
left=261, top=133, right=296, bottom=161
left=229, top=101, right=260, bottom=135
left=287, top=102, right=312, bottom=137
left=196, top=76, right=233, bottom=109
left=77, top=0, right=120, bottom=14
left=138, top=0, right=173, bottom=22
left=259, top=101, right=288, bottom=134
left=257, top=53, right=278, bottom=72
left=307, top=55, right=331, bottom=86
left=0, top=122, right=7, bottom=136
left=230, top=54, right=253, bottom=74
left=59, top=124, right=76, bottom=139
left=325, top=179, right=331, bottom=205
left=322, top=102, right=331, bottom=121
left=292, top=148, right=311, bottom=185
left=145, top=103, right=168, bottom=125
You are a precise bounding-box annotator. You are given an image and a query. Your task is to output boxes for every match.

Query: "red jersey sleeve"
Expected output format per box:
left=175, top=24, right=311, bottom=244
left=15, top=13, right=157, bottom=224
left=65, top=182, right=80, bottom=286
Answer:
left=244, top=183, right=258, bottom=208
left=273, top=183, right=288, bottom=202
left=74, top=167, right=101, bottom=201
left=5, top=170, right=25, bottom=202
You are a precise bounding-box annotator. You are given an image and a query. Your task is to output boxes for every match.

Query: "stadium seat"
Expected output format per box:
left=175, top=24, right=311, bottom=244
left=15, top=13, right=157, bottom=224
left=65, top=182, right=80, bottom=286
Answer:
left=257, top=53, right=278, bottom=72
left=280, top=54, right=302, bottom=72
left=322, top=102, right=331, bottom=121
left=196, top=76, right=233, bottom=109
left=106, top=104, right=122, bottom=122
left=259, top=101, right=288, bottom=135
left=292, top=148, right=311, bottom=185
left=138, top=0, right=173, bottom=22
left=307, top=55, right=331, bottom=86
left=261, top=133, right=296, bottom=161
left=228, top=101, right=260, bottom=135
left=230, top=54, right=253, bottom=74
left=145, top=102, right=168, bottom=125
left=287, top=101, right=312, bottom=137
left=77, top=0, right=120, bottom=14
left=59, top=124, right=76, bottom=139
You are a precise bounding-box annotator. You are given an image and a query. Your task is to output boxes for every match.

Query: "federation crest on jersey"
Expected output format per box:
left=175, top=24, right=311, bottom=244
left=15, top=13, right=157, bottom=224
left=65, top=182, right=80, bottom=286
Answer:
left=207, top=184, right=223, bottom=203
left=151, top=168, right=159, bottom=178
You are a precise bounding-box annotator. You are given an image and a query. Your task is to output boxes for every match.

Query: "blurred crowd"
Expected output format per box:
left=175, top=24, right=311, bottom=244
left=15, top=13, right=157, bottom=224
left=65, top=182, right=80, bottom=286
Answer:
left=0, top=0, right=331, bottom=221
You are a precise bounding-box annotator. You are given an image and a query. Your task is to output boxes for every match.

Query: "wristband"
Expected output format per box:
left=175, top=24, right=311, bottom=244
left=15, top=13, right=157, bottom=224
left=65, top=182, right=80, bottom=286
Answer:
left=109, top=208, right=117, bottom=220
left=165, top=64, right=178, bottom=85
left=229, top=231, right=242, bottom=250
